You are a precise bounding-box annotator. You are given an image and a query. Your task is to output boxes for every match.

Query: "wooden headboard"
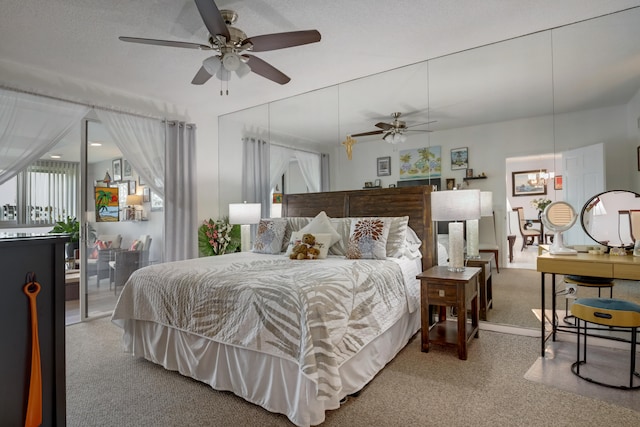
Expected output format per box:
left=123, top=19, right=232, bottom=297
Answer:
left=282, top=186, right=436, bottom=270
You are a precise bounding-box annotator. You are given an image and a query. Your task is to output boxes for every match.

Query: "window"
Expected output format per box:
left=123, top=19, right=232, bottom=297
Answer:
left=0, top=160, right=79, bottom=226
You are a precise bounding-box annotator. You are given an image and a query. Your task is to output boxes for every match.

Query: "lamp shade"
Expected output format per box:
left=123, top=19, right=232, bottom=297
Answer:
left=431, top=190, right=481, bottom=221
left=229, top=203, right=261, bottom=225
left=480, top=191, right=493, bottom=217
left=126, top=195, right=143, bottom=206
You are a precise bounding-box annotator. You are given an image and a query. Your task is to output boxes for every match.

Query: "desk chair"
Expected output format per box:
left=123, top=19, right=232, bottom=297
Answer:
left=571, top=297, right=640, bottom=389
left=478, top=212, right=499, bottom=273
left=513, top=207, right=541, bottom=251
left=562, top=274, right=614, bottom=324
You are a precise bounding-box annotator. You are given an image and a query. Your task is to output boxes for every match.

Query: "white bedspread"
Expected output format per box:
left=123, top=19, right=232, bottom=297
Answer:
left=112, top=252, right=416, bottom=401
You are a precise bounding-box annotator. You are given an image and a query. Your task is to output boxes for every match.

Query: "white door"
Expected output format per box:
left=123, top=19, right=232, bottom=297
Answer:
left=562, top=143, right=605, bottom=245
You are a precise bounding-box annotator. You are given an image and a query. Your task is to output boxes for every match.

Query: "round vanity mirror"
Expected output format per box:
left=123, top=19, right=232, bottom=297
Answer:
left=541, top=201, right=578, bottom=255
left=580, top=190, right=640, bottom=249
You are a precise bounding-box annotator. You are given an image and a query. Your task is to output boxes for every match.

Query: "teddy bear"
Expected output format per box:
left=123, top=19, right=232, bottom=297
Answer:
left=289, top=233, right=317, bottom=260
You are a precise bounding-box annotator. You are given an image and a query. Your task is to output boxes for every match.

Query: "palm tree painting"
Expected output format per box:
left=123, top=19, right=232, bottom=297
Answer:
left=95, top=186, right=119, bottom=222
left=398, top=146, right=441, bottom=180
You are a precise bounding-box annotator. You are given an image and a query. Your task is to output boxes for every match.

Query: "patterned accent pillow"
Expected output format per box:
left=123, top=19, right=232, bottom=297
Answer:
left=346, top=218, right=391, bottom=259
left=300, top=211, right=341, bottom=247
left=328, top=217, right=351, bottom=256
left=386, top=216, right=410, bottom=258
left=252, top=218, right=288, bottom=254
left=89, top=239, right=111, bottom=259
left=285, top=231, right=332, bottom=259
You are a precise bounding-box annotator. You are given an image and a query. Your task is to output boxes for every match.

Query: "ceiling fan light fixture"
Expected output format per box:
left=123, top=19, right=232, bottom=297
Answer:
left=203, top=56, right=221, bottom=75
left=235, top=60, right=251, bottom=78
left=222, top=52, right=242, bottom=71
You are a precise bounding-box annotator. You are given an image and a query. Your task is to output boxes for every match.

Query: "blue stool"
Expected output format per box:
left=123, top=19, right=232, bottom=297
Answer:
left=571, top=298, right=640, bottom=390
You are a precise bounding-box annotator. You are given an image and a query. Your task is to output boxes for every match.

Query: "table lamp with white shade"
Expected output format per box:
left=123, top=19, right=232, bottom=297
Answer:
left=466, top=191, right=493, bottom=259
left=229, top=202, right=262, bottom=252
left=431, top=189, right=481, bottom=271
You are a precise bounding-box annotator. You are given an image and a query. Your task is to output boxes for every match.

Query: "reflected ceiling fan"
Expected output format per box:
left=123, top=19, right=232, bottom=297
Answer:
left=119, top=0, right=321, bottom=93
left=351, top=112, right=436, bottom=144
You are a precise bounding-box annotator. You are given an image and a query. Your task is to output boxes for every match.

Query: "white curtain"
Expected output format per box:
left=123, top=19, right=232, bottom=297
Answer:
left=165, top=122, right=198, bottom=261
left=0, top=89, right=89, bottom=185
left=94, top=109, right=165, bottom=196
left=269, top=144, right=291, bottom=191
left=242, top=137, right=270, bottom=216
left=294, top=150, right=321, bottom=193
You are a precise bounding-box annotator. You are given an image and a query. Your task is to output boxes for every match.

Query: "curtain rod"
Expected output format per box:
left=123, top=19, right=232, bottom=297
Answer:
left=0, top=83, right=182, bottom=123
left=270, top=141, right=322, bottom=156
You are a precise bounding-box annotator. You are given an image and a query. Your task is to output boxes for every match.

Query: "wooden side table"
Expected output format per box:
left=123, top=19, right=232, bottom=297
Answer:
left=466, top=253, right=494, bottom=321
left=417, top=266, right=480, bottom=360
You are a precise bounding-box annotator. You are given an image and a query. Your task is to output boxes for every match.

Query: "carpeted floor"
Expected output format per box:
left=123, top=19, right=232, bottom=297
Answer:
left=66, top=318, right=640, bottom=426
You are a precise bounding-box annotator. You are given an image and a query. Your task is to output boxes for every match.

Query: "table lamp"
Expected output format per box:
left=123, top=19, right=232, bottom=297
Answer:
left=229, top=202, right=262, bottom=252
left=125, top=194, right=143, bottom=221
left=467, top=191, right=493, bottom=259
left=431, top=189, right=481, bottom=271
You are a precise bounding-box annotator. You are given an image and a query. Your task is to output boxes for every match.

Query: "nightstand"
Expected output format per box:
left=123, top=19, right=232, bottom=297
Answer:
left=417, top=266, right=480, bottom=360
left=466, top=252, right=494, bottom=321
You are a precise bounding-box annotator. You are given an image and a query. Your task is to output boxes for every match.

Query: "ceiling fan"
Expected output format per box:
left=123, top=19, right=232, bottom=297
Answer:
left=351, top=112, right=436, bottom=144
left=119, top=0, right=321, bottom=91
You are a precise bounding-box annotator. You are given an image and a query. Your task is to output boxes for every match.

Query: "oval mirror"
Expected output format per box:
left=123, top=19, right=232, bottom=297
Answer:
left=580, top=190, right=640, bottom=249
left=541, top=201, right=578, bottom=255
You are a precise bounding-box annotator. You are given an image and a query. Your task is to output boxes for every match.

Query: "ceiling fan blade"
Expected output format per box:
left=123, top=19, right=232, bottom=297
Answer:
left=375, top=122, right=394, bottom=131
left=242, top=55, right=290, bottom=85
left=351, top=130, right=384, bottom=137
left=194, top=0, right=230, bottom=40
left=191, top=66, right=213, bottom=85
left=241, top=30, right=321, bottom=52
left=119, top=36, right=211, bottom=50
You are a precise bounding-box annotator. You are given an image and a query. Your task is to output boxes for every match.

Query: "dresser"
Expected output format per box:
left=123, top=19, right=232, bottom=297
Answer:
left=0, top=234, right=67, bottom=426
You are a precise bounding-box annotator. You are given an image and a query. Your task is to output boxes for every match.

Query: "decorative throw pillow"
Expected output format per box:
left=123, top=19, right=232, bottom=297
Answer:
left=89, top=239, right=111, bottom=259
left=328, top=217, right=351, bottom=256
left=252, top=218, right=288, bottom=254
left=130, top=239, right=142, bottom=251
left=386, top=216, right=410, bottom=258
left=285, top=231, right=332, bottom=259
left=346, top=218, right=391, bottom=260
left=299, top=211, right=341, bottom=247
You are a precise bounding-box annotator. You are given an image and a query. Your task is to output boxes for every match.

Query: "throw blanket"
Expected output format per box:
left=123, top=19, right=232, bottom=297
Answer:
left=112, top=253, right=413, bottom=400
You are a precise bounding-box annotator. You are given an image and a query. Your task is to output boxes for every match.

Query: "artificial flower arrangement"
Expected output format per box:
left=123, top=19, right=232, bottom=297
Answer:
left=198, top=217, right=241, bottom=256
left=530, top=197, right=552, bottom=212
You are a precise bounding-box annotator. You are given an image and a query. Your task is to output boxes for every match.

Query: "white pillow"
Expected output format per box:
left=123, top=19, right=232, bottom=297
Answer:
left=346, top=217, right=391, bottom=259
left=401, top=226, right=423, bottom=259
left=300, top=211, right=341, bottom=247
left=285, top=231, right=332, bottom=259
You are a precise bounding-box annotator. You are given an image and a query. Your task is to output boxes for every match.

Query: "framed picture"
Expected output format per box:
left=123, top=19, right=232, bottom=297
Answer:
left=512, top=170, right=547, bottom=196
left=466, top=168, right=474, bottom=178
left=122, top=159, right=133, bottom=180
left=377, top=156, right=391, bottom=176
left=94, top=186, right=119, bottom=222
left=554, top=175, right=563, bottom=190
left=143, top=187, right=150, bottom=202
left=112, top=158, right=122, bottom=181
left=129, top=180, right=136, bottom=195
left=446, top=178, right=455, bottom=190
left=451, top=147, right=468, bottom=170
left=374, top=179, right=381, bottom=187
left=138, top=174, right=146, bottom=185
left=399, top=146, right=441, bottom=180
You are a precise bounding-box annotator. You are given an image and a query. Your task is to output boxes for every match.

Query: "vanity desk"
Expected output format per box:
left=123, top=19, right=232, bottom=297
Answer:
left=536, top=252, right=640, bottom=356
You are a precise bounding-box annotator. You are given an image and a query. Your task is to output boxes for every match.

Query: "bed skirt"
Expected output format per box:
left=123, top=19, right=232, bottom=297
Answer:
left=115, top=310, right=419, bottom=426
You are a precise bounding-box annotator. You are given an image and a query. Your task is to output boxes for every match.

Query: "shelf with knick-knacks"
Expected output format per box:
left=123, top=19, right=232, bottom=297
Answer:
left=463, top=172, right=487, bottom=182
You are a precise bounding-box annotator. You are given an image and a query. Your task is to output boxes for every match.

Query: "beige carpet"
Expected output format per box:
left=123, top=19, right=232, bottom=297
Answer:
left=66, top=318, right=640, bottom=426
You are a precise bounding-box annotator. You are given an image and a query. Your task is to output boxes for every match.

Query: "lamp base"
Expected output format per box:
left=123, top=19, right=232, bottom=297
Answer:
left=240, top=224, right=251, bottom=252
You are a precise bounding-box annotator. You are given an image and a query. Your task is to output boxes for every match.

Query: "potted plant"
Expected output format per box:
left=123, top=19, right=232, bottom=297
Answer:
left=49, top=216, right=80, bottom=258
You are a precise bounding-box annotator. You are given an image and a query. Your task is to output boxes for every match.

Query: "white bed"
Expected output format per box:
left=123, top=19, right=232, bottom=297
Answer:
left=112, top=186, right=436, bottom=426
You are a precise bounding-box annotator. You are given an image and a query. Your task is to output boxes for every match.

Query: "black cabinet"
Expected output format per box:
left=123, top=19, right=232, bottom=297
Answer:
left=0, top=234, right=67, bottom=426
